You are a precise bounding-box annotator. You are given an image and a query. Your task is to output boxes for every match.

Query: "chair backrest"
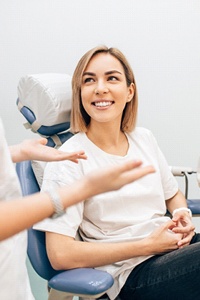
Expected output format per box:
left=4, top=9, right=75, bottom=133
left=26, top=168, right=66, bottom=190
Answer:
left=16, top=161, right=61, bottom=280
left=16, top=73, right=77, bottom=281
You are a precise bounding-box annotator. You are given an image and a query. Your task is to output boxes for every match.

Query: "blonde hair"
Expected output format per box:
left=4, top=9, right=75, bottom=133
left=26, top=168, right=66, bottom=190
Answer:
left=71, top=45, right=138, bottom=133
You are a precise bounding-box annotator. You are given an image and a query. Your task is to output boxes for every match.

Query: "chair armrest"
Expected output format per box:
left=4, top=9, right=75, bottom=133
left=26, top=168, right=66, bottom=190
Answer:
left=49, top=268, right=114, bottom=297
left=170, top=166, right=195, bottom=176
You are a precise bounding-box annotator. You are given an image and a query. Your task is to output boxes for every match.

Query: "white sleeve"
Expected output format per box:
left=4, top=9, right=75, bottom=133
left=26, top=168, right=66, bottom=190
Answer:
left=146, top=129, right=179, bottom=200
left=33, top=156, right=85, bottom=237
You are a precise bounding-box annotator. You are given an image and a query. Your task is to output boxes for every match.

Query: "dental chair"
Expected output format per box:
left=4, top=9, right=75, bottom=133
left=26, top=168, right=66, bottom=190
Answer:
left=16, top=73, right=114, bottom=300
left=16, top=73, right=200, bottom=300
left=16, top=160, right=113, bottom=300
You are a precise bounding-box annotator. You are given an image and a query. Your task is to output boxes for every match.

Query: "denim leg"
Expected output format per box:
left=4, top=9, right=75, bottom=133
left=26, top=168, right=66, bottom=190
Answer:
left=119, top=233, right=200, bottom=300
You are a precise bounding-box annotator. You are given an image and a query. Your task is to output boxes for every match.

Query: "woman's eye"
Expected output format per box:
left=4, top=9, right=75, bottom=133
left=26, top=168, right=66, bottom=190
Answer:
left=84, top=77, right=94, bottom=83
left=108, top=76, right=118, bottom=81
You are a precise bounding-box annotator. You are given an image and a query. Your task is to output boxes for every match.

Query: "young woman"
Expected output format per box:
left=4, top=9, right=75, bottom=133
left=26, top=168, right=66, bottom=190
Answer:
left=0, top=118, right=153, bottom=300
left=34, top=46, right=198, bottom=300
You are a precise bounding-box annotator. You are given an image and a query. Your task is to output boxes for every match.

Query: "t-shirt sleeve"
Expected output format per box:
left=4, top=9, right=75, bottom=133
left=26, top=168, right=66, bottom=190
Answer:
left=145, top=129, right=179, bottom=200
left=33, top=144, right=85, bottom=237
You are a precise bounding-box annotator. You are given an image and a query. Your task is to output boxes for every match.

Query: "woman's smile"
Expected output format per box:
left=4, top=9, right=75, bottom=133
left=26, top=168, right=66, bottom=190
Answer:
left=92, top=100, right=114, bottom=108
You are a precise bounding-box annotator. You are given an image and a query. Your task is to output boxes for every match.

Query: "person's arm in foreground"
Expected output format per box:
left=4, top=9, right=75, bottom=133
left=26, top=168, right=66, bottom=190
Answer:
left=9, top=137, right=87, bottom=163
left=0, top=160, right=154, bottom=241
left=166, top=190, right=195, bottom=248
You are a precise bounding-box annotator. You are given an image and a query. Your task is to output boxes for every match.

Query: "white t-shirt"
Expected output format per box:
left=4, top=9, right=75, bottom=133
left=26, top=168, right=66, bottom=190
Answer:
left=0, top=119, right=34, bottom=300
left=34, top=127, right=178, bottom=300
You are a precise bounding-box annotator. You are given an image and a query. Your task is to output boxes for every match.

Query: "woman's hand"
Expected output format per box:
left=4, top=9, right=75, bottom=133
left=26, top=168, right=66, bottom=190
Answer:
left=171, top=211, right=195, bottom=248
left=10, top=138, right=87, bottom=163
left=166, top=190, right=195, bottom=248
left=145, top=220, right=182, bottom=255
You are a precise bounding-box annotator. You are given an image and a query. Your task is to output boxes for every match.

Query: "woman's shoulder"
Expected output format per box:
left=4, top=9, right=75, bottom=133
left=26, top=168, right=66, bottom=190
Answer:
left=59, top=132, right=86, bottom=151
left=129, top=126, right=154, bottom=140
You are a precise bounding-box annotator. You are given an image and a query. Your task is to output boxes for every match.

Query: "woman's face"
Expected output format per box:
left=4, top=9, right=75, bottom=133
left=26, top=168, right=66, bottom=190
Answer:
left=81, top=53, right=134, bottom=127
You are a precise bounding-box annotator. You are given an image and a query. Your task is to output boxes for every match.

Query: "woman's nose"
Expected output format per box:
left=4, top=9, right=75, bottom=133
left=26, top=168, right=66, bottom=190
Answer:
left=95, top=81, right=109, bottom=95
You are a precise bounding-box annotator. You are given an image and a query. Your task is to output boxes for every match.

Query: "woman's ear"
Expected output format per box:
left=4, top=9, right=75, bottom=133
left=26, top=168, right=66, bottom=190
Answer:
left=126, top=83, right=135, bottom=103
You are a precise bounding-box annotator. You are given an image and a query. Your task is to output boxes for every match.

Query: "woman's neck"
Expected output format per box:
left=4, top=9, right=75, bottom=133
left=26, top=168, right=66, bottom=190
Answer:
left=86, top=123, right=129, bottom=156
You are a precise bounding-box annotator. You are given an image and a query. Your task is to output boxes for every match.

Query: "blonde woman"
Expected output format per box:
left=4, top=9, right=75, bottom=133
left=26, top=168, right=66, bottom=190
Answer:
left=35, top=46, right=197, bottom=300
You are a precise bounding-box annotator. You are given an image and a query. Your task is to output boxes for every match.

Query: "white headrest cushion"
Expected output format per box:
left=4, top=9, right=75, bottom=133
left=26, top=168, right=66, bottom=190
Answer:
left=17, top=73, right=72, bottom=126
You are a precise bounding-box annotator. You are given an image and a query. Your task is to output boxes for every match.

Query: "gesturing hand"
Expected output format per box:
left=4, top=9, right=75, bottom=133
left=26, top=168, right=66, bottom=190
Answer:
left=12, top=138, right=87, bottom=163
left=84, top=160, right=155, bottom=196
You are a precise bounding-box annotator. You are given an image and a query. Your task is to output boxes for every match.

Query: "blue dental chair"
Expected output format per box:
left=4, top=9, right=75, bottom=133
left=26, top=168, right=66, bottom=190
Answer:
left=16, top=73, right=114, bottom=299
left=16, top=159, right=114, bottom=299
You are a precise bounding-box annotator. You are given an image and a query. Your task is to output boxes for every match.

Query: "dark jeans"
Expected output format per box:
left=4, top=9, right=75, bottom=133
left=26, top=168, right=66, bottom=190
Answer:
left=119, top=233, right=200, bottom=300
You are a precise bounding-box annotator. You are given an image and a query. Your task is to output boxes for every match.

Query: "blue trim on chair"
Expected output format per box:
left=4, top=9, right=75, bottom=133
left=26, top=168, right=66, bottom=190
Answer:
left=17, top=98, right=70, bottom=136
left=187, top=199, right=200, bottom=214
left=16, top=160, right=39, bottom=195
left=27, top=228, right=61, bottom=281
left=47, top=132, right=74, bottom=147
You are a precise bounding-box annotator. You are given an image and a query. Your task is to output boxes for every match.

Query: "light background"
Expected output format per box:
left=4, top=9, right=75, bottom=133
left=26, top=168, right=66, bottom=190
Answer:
left=1, top=1, right=200, bottom=299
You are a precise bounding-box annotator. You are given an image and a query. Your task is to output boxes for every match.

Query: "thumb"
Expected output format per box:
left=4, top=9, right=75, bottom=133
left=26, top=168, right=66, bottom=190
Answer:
left=172, top=215, right=180, bottom=223
left=165, top=220, right=177, bottom=231
left=157, top=220, right=176, bottom=232
left=39, top=138, right=48, bottom=146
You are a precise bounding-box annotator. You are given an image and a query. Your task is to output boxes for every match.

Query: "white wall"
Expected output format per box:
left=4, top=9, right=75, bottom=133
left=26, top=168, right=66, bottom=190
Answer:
left=0, top=0, right=200, bottom=198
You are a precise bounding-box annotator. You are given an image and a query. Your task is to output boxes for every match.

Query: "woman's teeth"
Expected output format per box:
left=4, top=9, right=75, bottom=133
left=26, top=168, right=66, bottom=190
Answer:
left=94, top=101, right=112, bottom=107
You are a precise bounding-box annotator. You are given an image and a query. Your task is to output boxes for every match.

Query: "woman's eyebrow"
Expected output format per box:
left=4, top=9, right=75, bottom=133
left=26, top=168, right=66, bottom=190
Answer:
left=105, top=70, right=122, bottom=75
left=83, top=70, right=122, bottom=77
left=82, top=72, right=95, bottom=77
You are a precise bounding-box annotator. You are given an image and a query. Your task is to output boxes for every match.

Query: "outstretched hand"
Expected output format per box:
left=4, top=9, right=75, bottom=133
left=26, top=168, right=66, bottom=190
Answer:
left=10, top=138, right=87, bottom=163
left=84, top=160, right=155, bottom=196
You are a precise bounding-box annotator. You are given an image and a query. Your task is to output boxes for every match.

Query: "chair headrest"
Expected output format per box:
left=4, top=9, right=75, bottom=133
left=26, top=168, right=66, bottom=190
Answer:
left=17, top=73, right=72, bottom=137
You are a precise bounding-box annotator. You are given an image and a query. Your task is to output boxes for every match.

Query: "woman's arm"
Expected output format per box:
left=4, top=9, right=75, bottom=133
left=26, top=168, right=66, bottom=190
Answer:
left=46, top=219, right=182, bottom=270
left=166, top=189, right=188, bottom=213
left=9, top=138, right=87, bottom=163
left=0, top=160, right=154, bottom=241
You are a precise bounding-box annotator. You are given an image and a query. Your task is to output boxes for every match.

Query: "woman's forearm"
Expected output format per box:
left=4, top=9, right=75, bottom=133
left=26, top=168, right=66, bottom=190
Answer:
left=46, top=233, right=152, bottom=270
left=46, top=220, right=181, bottom=270
left=166, top=189, right=188, bottom=214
